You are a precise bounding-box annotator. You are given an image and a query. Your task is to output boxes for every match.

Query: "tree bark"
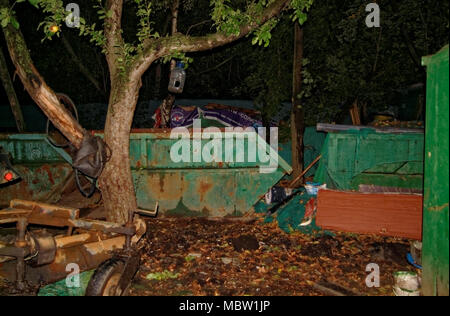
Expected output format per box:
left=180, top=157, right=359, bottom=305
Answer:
left=0, top=46, right=25, bottom=132
left=99, top=78, right=141, bottom=224
left=291, top=23, right=305, bottom=182
left=1, top=23, right=84, bottom=148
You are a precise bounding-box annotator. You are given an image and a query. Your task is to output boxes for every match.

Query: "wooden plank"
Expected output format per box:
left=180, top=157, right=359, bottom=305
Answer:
left=316, top=189, right=423, bottom=240
left=10, top=199, right=79, bottom=220
left=358, top=184, right=422, bottom=194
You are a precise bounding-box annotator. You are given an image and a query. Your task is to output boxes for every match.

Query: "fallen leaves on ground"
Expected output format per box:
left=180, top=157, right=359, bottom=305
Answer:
left=129, top=217, right=418, bottom=296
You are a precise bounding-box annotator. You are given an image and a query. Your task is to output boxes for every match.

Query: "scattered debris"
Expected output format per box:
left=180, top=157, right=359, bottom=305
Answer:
left=311, top=282, right=346, bottom=297
left=369, top=242, right=409, bottom=265
left=186, top=253, right=202, bottom=261
left=146, top=271, right=180, bottom=281
left=220, top=257, right=240, bottom=266
left=230, top=235, right=260, bottom=252
left=393, top=271, right=421, bottom=296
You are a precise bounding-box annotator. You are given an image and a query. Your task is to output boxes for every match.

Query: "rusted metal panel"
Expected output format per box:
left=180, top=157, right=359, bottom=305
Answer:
left=0, top=163, right=73, bottom=207
left=0, top=134, right=72, bottom=206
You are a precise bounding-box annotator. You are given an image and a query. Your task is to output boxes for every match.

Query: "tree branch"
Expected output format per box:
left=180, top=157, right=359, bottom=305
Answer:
left=186, top=20, right=213, bottom=36
left=1, top=16, right=85, bottom=148
left=132, top=0, right=291, bottom=78
left=0, top=45, right=25, bottom=132
left=170, top=0, right=180, bottom=70
left=104, top=0, right=125, bottom=79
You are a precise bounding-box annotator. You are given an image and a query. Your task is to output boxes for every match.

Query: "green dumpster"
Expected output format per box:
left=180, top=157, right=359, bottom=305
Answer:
left=422, top=45, right=449, bottom=296
left=0, top=130, right=291, bottom=216
left=129, top=129, right=291, bottom=216
left=0, top=133, right=73, bottom=206
left=314, top=129, right=424, bottom=191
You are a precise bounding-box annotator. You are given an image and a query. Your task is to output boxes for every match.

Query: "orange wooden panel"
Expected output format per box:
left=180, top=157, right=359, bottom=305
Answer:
left=316, top=190, right=423, bottom=240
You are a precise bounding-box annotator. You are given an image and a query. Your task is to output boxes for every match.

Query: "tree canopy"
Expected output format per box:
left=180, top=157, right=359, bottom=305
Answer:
left=1, top=0, right=447, bottom=128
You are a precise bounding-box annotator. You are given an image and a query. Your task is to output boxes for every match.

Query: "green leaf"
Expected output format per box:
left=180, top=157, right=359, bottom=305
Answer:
left=28, top=0, right=39, bottom=8
left=1, top=17, right=9, bottom=28
left=10, top=16, right=19, bottom=29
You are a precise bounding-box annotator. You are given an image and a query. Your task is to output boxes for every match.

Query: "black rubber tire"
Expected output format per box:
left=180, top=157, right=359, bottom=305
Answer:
left=85, top=258, right=126, bottom=296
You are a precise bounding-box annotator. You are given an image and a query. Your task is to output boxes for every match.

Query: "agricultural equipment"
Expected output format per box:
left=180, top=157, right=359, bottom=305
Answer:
left=0, top=199, right=148, bottom=296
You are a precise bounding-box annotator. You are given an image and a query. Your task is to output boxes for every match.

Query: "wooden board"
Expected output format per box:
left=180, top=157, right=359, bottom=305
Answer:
left=316, top=189, right=423, bottom=240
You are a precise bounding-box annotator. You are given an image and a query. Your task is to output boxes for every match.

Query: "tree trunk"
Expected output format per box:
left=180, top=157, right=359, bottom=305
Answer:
left=291, top=24, right=305, bottom=182
left=0, top=46, right=25, bottom=132
left=1, top=23, right=84, bottom=147
left=98, top=79, right=141, bottom=224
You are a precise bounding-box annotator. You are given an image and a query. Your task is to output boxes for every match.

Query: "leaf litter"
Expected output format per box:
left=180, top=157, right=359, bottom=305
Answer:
left=129, top=217, right=418, bottom=296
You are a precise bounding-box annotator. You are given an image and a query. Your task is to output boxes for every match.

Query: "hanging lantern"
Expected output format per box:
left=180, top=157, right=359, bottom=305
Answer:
left=168, top=61, right=186, bottom=94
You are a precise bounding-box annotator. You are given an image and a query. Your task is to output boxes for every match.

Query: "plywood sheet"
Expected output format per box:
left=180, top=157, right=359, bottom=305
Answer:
left=316, top=189, right=423, bottom=240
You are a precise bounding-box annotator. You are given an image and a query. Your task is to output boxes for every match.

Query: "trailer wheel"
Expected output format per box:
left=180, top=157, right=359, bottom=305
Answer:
left=85, top=258, right=129, bottom=296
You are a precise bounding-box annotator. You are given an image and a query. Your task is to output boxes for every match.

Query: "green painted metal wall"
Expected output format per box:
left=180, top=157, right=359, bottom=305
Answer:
left=314, top=129, right=424, bottom=190
left=128, top=131, right=291, bottom=216
left=0, top=131, right=292, bottom=216
left=0, top=134, right=72, bottom=207
left=422, top=45, right=449, bottom=296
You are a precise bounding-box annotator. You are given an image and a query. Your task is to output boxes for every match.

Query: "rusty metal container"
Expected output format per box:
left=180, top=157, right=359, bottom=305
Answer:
left=0, top=133, right=73, bottom=206
left=0, top=130, right=291, bottom=216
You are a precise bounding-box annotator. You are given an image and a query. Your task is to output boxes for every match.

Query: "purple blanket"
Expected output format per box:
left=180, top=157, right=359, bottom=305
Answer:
left=170, top=106, right=262, bottom=128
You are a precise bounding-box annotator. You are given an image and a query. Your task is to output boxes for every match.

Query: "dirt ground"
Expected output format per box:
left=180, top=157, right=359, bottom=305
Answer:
left=129, top=217, right=416, bottom=296
left=1, top=189, right=418, bottom=296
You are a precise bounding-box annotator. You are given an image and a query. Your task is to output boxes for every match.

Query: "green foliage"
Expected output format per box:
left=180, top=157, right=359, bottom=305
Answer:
left=251, top=18, right=278, bottom=47
left=185, top=0, right=448, bottom=127
left=161, top=50, right=193, bottom=67
left=0, top=0, right=31, bottom=29
left=2, top=0, right=315, bottom=79
left=210, top=0, right=313, bottom=48
left=135, top=0, right=159, bottom=43
left=290, top=0, right=313, bottom=24
left=297, top=0, right=449, bottom=124
left=211, top=0, right=248, bottom=36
